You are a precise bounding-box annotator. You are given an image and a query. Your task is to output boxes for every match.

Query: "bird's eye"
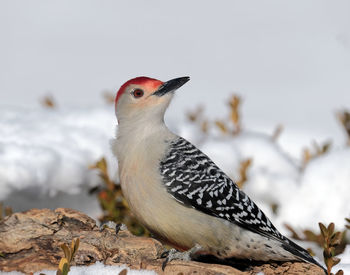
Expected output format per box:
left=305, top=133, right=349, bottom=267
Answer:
left=133, top=89, right=144, bottom=98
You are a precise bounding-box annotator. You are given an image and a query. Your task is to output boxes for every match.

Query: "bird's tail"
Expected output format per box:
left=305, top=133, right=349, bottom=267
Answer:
left=281, top=238, right=327, bottom=274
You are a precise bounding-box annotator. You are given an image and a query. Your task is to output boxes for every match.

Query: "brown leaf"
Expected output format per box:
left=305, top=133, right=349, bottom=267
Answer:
left=186, top=106, right=203, bottom=122
left=236, top=158, right=252, bottom=189
left=345, top=218, right=350, bottom=230
left=229, top=95, right=241, bottom=133
left=303, top=230, right=320, bottom=243
left=73, top=238, right=80, bottom=257
left=60, top=244, right=70, bottom=261
left=214, top=120, right=228, bottom=134
left=319, top=223, right=328, bottom=238
left=328, top=223, right=335, bottom=234
left=331, top=232, right=343, bottom=246
left=201, top=120, right=208, bottom=134
left=102, top=91, right=115, bottom=104
left=332, top=257, right=341, bottom=266
left=41, top=95, right=56, bottom=109
left=4, top=207, right=13, bottom=217
left=284, top=223, right=302, bottom=240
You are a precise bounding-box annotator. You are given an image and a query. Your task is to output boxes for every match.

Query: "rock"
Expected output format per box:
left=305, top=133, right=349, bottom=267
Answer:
left=0, top=208, right=325, bottom=274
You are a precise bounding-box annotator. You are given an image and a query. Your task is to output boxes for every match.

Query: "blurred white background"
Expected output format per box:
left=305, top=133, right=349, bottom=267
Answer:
left=1, top=0, right=350, bottom=150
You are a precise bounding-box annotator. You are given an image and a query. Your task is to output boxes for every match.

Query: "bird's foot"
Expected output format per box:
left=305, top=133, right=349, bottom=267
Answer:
left=161, top=244, right=202, bottom=270
left=99, top=221, right=127, bottom=235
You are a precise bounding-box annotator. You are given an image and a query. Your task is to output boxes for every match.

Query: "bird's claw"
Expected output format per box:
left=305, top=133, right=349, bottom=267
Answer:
left=161, top=244, right=202, bottom=271
left=160, top=249, right=172, bottom=258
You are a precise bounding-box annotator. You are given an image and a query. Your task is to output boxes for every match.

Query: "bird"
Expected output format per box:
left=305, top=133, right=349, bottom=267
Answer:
left=112, top=76, right=325, bottom=272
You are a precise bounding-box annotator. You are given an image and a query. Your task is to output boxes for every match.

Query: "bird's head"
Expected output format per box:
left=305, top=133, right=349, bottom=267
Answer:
left=115, top=76, right=190, bottom=123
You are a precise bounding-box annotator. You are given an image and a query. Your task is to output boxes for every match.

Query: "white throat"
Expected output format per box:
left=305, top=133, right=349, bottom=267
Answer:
left=113, top=112, right=175, bottom=166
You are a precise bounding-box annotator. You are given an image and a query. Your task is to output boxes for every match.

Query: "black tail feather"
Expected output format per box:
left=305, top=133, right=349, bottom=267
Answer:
left=281, top=238, right=327, bottom=274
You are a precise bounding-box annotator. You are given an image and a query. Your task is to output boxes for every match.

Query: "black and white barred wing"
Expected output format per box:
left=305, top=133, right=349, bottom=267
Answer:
left=159, top=137, right=326, bottom=270
left=160, top=137, right=284, bottom=241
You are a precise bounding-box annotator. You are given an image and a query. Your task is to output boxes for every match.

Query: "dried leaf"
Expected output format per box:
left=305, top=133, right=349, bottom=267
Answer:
left=102, top=91, right=115, bottom=104
left=60, top=244, right=71, bottom=261
left=328, top=223, right=335, bottom=234
left=321, top=142, right=331, bottom=154
left=186, top=106, right=203, bottom=122
left=303, top=230, right=320, bottom=243
left=345, top=218, right=350, bottom=230
left=302, top=148, right=311, bottom=167
left=229, top=95, right=240, bottom=125
left=319, top=223, right=328, bottom=238
left=336, top=110, right=350, bottom=145
left=215, top=120, right=228, bottom=134
left=4, top=207, right=12, bottom=217
left=284, top=223, right=302, bottom=240
left=236, top=158, right=252, bottom=189
left=118, top=269, right=128, bottom=275
left=73, top=238, right=80, bottom=257
left=270, top=203, right=279, bottom=215
left=331, top=232, right=342, bottom=246
left=41, top=95, right=56, bottom=109
left=201, top=120, right=208, bottom=134
left=302, top=141, right=331, bottom=169
left=332, top=257, right=341, bottom=266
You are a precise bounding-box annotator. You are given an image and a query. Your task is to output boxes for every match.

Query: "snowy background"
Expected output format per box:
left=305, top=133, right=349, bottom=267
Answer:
left=1, top=0, right=350, bottom=273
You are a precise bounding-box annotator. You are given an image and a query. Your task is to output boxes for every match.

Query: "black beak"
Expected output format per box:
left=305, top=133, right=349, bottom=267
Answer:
left=153, top=76, right=190, bottom=97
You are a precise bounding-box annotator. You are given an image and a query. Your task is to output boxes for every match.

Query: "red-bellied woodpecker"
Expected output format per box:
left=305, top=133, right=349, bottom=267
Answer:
left=112, top=76, right=325, bottom=272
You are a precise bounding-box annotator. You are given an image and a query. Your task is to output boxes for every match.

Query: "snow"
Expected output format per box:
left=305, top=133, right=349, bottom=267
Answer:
left=0, top=262, right=156, bottom=275
left=1, top=0, right=350, bottom=273
left=338, top=245, right=350, bottom=273
left=0, top=106, right=117, bottom=216
left=280, top=148, right=350, bottom=230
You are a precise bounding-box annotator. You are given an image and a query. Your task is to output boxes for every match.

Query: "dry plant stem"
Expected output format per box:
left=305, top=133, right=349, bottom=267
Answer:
left=319, top=223, right=344, bottom=275
left=284, top=223, right=347, bottom=257
left=345, top=218, right=350, bottom=230
left=102, top=91, right=115, bottom=104
left=229, top=95, right=241, bottom=135
left=271, top=124, right=283, bottom=141
left=336, top=110, right=350, bottom=145
left=186, top=105, right=204, bottom=122
left=0, top=203, right=13, bottom=221
left=215, top=120, right=228, bottom=134
left=41, top=95, right=56, bottom=108
left=301, top=140, right=331, bottom=169
left=236, top=158, right=252, bottom=189
left=56, top=238, right=80, bottom=275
